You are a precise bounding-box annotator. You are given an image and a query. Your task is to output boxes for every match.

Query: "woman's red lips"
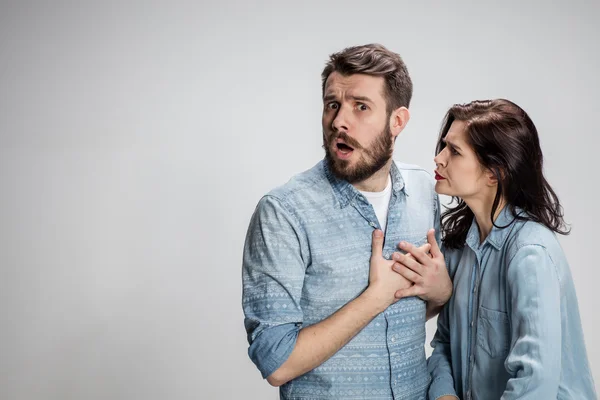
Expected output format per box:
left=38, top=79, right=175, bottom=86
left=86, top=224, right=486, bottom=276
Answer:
left=435, top=171, right=446, bottom=180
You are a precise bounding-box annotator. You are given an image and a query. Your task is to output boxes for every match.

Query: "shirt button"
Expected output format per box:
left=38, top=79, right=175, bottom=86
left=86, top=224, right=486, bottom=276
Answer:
left=391, top=337, right=395, bottom=342
left=470, top=320, right=474, bottom=327
left=369, top=222, right=376, bottom=227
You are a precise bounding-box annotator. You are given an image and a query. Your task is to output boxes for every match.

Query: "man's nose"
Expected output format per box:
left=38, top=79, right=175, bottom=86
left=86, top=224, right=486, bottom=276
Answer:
left=332, top=106, right=350, bottom=132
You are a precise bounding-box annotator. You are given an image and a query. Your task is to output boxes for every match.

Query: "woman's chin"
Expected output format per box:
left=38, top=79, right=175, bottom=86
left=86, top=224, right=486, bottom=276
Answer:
left=434, top=182, right=450, bottom=196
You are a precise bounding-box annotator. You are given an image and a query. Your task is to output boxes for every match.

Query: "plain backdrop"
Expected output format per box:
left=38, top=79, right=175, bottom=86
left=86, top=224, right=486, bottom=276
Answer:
left=0, top=1, right=598, bottom=399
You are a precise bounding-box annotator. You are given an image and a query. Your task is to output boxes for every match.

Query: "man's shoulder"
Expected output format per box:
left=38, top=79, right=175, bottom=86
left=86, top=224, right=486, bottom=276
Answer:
left=266, top=160, right=329, bottom=203
left=395, top=161, right=434, bottom=180
left=394, top=161, right=436, bottom=195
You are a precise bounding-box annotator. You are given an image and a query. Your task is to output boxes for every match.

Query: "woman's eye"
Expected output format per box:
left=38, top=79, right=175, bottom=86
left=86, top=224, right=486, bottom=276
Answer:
left=450, top=147, right=459, bottom=155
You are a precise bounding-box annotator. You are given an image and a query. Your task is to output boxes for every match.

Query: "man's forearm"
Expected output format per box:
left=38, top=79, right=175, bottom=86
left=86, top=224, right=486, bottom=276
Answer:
left=267, top=288, right=386, bottom=386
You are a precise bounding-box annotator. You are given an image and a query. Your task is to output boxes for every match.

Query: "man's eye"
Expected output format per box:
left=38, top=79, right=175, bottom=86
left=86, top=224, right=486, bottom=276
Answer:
left=357, top=103, right=368, bottom=111
left=327, top=102, right=339, bottom=110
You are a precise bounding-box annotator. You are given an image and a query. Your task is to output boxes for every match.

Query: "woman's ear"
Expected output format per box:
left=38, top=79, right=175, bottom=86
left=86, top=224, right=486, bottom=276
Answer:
left=486, top=167, right=501, bottom=187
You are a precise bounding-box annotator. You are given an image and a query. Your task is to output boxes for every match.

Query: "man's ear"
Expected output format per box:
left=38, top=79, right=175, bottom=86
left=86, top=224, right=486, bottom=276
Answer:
left=390, top=107, right=410, bottom=139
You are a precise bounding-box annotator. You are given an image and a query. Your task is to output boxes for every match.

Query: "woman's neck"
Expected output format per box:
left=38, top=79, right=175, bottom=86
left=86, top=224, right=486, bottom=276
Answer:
left=466, top=196, right=506, bottom=244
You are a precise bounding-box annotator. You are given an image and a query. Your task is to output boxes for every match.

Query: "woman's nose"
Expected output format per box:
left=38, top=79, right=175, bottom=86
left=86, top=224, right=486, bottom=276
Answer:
left=434, top=150, right=446, bottom=167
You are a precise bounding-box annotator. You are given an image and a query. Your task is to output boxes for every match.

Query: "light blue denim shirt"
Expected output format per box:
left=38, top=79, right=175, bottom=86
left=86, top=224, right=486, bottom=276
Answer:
left=242, top=159, right=440, bottom=399
left=428, top=207, right=597, bottom=400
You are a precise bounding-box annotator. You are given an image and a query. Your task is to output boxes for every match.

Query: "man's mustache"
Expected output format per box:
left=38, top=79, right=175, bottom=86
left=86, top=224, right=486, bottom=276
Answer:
left=328, top=131, right=363, bottom=150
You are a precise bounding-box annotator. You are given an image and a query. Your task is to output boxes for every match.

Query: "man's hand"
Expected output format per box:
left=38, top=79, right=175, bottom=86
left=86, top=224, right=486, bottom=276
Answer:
left=391, top=229, right=452, bottom=307
left=267, top=230, right=431, bottom=387
left=365, top=229, right=431, bottom=311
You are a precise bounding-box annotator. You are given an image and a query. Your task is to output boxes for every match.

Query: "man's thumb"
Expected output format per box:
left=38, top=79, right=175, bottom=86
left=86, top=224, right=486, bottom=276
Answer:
left=371, top=229, right=384, bottom=259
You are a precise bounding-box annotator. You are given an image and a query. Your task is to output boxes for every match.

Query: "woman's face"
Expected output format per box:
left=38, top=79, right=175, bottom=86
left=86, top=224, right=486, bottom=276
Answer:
left=433, top=120, right=492, bottom=200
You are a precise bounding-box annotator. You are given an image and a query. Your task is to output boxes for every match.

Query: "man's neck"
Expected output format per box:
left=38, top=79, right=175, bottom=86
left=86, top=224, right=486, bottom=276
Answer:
left=352, top=160, right=393, bottom=192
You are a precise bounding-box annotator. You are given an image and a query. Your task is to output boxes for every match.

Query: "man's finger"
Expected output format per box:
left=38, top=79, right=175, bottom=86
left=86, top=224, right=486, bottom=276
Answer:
left=427, top=229, right=442, bottom=258
left=370, top=229, right=384, bottom=259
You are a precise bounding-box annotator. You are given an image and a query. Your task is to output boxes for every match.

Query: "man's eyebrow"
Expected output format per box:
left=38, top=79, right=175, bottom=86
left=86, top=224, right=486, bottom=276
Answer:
left=349, top=95, right=374, bottom=104
left=323, top=94, right=375, bottom=103
left=323, top=93, right=337, bottom=102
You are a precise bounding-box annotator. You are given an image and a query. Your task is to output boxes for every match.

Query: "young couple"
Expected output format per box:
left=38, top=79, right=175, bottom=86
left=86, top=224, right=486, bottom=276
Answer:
left=242, top=43, right=596, bottom=399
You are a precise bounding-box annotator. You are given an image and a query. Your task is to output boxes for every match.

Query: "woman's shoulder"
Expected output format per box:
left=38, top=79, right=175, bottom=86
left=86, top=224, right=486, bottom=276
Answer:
left=504, top=219, right=566, bottom=266
left=507, top=219, right=559, bottom=247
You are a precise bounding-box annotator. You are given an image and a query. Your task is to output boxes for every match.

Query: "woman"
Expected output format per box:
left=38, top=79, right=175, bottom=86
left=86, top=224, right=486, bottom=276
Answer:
left=393, top=99, right=596, bottom=399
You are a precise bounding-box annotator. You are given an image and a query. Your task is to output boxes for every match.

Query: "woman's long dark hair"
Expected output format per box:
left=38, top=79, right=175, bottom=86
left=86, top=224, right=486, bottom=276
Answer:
left=438, top=99, right=570, bottom=249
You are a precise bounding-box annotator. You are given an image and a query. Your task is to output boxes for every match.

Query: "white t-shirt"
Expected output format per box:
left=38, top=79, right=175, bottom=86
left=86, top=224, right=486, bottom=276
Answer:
left=359, top=174, right=393, bottom=233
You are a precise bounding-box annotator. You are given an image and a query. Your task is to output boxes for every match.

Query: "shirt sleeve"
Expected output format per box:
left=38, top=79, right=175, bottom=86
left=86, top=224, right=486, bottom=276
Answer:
left=428, top=240, right=461, bottom=400
left=428, top=298, right=459, bottom=399
left=501, top=244, right=561, bottom=398
left=242, top=195, right=307, bottom=378
left=433, top=193, right=442, bottom=245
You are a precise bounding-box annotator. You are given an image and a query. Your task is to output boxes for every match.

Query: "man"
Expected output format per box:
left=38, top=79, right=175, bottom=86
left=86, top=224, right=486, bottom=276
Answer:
left=242, top=43, right=452, bottom=399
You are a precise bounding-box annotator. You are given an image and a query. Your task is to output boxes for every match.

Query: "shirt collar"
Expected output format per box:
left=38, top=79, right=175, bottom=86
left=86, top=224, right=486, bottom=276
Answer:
left=466, top=206, right=523, bottom=251
left=323, top=159, right=406, bottom=208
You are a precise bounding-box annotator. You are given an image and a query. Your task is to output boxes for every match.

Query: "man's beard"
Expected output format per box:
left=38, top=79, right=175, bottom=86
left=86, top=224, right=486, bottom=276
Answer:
left=323, top=121, right=394, bottom=184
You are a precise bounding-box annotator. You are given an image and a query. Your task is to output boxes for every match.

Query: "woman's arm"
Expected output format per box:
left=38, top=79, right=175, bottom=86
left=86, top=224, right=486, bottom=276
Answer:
left=501, top=244, right=562, bottom=398
left=427, top=301, right=459, bottom=399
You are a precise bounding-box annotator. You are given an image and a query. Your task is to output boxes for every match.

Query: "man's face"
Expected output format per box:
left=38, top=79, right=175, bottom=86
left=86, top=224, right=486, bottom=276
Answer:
left=322, top=72, right=394, bottom=183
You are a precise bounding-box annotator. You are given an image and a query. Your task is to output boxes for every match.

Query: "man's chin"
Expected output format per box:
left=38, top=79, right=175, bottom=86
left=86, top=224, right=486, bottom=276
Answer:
left=329, top=163, right=353, bottom=181
left=330, top=163, right=373, bottom=184
left=325, top=149, right=389, bottom=183
left=326, top=157, right=353, bottom=181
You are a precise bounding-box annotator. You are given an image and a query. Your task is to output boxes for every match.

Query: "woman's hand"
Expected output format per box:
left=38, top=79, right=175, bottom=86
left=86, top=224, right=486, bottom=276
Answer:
left=365, top=229, right=413, bottom=310
left=391, top=229, right=452, bottom=307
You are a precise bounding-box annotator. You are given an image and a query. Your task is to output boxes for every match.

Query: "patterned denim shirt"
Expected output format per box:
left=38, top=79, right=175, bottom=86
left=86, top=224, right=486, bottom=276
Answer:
left=428, top=207, right=597, bottom=400
left=242, top=159, right=440, bottom=399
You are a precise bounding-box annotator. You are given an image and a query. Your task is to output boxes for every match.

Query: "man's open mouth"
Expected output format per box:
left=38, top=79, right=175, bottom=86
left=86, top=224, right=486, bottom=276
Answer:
left=336, top=142, right=354, bottom=154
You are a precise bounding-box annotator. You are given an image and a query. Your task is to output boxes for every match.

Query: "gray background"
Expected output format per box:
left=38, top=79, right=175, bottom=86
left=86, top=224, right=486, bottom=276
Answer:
left=1, top=1, right=598, bottom=399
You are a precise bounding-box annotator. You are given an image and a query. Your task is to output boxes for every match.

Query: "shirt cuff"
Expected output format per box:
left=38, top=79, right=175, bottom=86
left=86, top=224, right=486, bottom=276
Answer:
left=429, top=376, right=458, bottom=400
left=248, top=322, right=300, bottom=378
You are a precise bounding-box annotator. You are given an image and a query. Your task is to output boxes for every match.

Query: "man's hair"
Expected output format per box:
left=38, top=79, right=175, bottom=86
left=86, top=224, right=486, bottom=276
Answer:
left=321, top=43, right=413, bottom=113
